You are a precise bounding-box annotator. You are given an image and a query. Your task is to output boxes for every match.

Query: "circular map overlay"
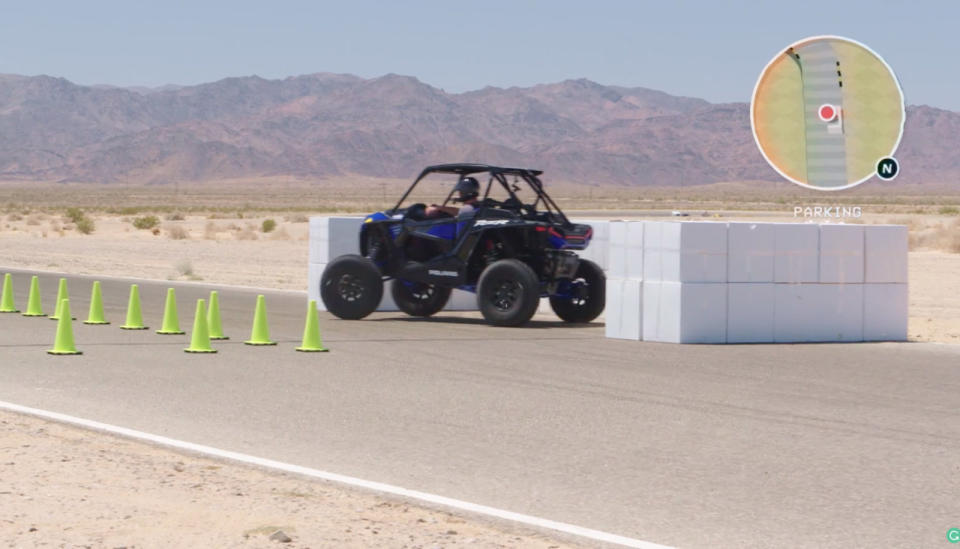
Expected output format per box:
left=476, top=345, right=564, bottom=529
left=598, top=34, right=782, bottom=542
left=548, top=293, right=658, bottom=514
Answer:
left=751, top=36, right=904, bottom=191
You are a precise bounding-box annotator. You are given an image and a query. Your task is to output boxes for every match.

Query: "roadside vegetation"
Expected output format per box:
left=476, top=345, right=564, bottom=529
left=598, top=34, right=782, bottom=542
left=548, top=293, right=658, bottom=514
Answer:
left=0, top=179, right=959, bottom=251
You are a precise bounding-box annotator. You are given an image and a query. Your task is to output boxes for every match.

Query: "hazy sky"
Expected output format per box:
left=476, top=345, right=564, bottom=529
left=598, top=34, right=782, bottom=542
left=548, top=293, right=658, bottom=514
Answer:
left=1, top=1, right=955, bottom=109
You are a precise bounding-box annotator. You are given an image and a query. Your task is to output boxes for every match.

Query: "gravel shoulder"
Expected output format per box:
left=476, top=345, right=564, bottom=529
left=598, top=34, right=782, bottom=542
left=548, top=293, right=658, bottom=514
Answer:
left=0, top=410, right=583, bottom=549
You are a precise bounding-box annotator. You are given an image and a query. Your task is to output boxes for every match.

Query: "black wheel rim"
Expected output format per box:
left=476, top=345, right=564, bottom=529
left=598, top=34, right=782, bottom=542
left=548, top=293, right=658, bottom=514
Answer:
left=337, top=274, right=364, bottom=302
left=410, top=284, right=434, bottom=303
left=569, top=278, right=589, bottom=307
left=491, top=279, right=521, bottom=312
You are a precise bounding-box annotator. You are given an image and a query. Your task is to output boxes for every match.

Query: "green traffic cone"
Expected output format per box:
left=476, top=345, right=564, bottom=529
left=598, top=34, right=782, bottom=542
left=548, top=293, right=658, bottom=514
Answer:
left=0, top=273, right=19, bottom=313
left=49, top=278, right=75, bottom=320
left=244, top=294, right=277, bottom=346
left=185, top=299, right=217, bottom=353
left=47, top=299, right=81, bottom=355
left=207, top=290, right=228, bottom=340
left=157, top=288, right=185, bottom=335
left=22, top=275, right=45, bottom=317
left=120, top=284, right=148, bottom=330
left=296, top=300, right=328, bottom=352
left=84, top=281, right=109, bottom=325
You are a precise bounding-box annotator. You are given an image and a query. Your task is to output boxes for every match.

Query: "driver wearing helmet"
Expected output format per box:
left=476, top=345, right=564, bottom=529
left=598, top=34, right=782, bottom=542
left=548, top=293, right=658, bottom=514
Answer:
left=426, top=177, right=480, bottom=217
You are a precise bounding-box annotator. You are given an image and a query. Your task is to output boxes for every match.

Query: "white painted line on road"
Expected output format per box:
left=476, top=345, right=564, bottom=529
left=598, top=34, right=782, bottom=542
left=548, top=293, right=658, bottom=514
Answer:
left=0, top=400, right=673, bottom=549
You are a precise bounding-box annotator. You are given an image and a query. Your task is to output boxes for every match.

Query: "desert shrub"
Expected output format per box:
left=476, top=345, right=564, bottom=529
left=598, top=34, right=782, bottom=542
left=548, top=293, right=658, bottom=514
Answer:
left=165, top=212, right=185, bottom=221
left=65, top=207, right=86, bottom=224
left=108, top=206, right=148, bottom=215
left=261, top=219, right=277, bottom=233
left=175, top=259, right=194, bottom=277
left=166, top=225, right=189, bottom=240
left=25, top=214, right=41, bottom=226
left=75, top=217, right=95, bottom=235
left=284, top=214, right=309, bottom=223
left=132, top=215, right=160, bottom=230
left=7, top=213, right=22, bottom=222
left=938, top=206, right=959, bottom=215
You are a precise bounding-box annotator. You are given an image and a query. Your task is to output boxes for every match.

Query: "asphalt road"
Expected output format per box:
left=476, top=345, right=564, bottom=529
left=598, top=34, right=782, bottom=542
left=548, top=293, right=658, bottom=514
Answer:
left=1, top=268, right=958, bottom=548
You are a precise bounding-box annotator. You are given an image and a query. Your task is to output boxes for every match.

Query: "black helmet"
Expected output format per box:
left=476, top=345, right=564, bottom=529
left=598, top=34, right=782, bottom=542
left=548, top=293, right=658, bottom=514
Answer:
left=453, top=177, right=480, bottom=202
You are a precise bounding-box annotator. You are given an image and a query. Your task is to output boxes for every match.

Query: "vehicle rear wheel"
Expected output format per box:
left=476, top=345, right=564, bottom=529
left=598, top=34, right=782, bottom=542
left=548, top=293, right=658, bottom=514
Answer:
left=477, top=259, right=541, bottom=327
left=391, top=280, right=451, bottom=317
left=320, top=255, right=384, bottom=320
left=549, top=258, right=605, bottom=323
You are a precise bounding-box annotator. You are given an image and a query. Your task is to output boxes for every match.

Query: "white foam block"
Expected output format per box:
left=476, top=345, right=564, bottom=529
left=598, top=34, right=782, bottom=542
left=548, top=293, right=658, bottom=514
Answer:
left=642, top=221, right=664, bottom=281
left=727, top=283, right=775, bottom=343
left=308, top=216, right=328, bottom=243
left=643, top=281, right=726, bottom=343
left=865, top=225, right=908, bottom=283
left=604, top=278, right=624, bottom=338
left=774, top=284, right=863, bottom=342
left=621, top=278, right=642, bottom=339
left=608, top=221, right=628, bottom=279
left=378, top=281, right=400, bottom=311
left=819, top=224, right=864, bottom=283
left=590, top=219, right=610, bottom=272
left=605, top=278, right=642, bottom=340
left=863, top=284, right=908, bottom=341
left=328, top=217, right=365, bottom=260
left=626, top=221, right=644, bottom=279
left=308, top=262, right=325, bottom=308
left=727, top=222, right=775, bottom=282
left=644, top=222, right=727, bottom=282
left=309, top=216, right=366, bottom=263
left=774, top=224, right=820, bottom=283
left=308, top=218, right=328, bottom=265
left=445, top=289, right=479, bottom=311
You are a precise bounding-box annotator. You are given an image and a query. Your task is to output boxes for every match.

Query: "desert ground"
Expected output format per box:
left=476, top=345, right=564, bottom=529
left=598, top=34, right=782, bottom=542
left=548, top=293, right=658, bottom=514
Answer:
left=1, top=180, right=958, bottom=547
left=0, top=410, right=582, bottom=549
left=1, top=181, right=957, bottom=342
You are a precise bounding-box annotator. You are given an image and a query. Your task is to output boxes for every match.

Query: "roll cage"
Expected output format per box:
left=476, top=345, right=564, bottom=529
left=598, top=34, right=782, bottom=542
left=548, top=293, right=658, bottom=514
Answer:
left=389, top=163, right=572, bottom=227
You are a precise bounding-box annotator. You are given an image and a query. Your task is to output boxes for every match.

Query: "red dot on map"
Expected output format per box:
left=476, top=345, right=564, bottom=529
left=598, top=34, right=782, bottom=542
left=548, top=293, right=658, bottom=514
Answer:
left=818, top=104, right=836, bottom=122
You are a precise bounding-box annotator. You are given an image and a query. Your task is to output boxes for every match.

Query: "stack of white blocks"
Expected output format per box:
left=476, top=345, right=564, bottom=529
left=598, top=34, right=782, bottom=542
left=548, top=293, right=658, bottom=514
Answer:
left=307, top=216, right=476, bottom=312
left=604, top=221, right=645, bottom=339
left=605, top=221, right=908, bottom=343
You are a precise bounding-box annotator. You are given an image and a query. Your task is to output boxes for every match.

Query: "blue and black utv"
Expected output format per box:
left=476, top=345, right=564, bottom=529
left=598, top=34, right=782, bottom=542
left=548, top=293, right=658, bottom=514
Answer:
left=320, top=163, right=604, bottom=327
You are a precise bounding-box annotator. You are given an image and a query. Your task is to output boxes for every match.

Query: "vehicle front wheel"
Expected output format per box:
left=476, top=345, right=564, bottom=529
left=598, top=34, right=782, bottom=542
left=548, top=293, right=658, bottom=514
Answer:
left=391, top=280, right=451, bottom=317
left=549, top=258, right=605, bottom=323
left=476, top=259, right=541, bottom=327
left=320, top=255, right=384, bottom=320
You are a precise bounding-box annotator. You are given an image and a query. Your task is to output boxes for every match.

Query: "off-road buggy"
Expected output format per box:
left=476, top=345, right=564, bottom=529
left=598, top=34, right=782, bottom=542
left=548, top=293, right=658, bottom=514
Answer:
left=320, top=163, right=604, bottom=327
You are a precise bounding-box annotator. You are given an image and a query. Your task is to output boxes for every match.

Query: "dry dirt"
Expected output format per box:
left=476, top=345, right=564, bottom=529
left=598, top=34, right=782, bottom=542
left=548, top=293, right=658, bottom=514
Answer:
left=0, top=410, right=581, bottom=549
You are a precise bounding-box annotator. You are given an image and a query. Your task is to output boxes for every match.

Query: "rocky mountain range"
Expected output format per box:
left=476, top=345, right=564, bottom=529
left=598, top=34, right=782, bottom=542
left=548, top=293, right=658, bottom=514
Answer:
left=0, top=72, right=957, bottom=187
